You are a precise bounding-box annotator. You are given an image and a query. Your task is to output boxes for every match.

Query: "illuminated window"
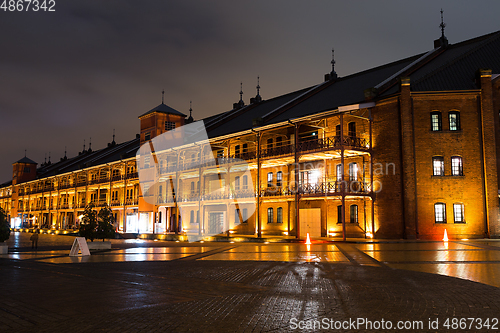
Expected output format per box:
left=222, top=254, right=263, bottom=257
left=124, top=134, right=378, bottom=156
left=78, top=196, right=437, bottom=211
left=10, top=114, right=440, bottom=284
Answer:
left=267, top=208, right=273, bottom=223
left=431, top=111, right=442, bottom=131
left=434, top=203, right=446, bottom=223
left=449, top=111, right=460, bottom=131
left=242, top=208, right=248, bottom=223
left=432, top=156, right=444, bottom=176
left=235, top=208, right=241, bottom=224
left=451, top=156, right=463, bottom=176
left=453, top=203, right=464, bottom=223
left=349, top=163, right=357, bottom=181
left=276, top=171, right=283, bottom=187
left=165, top=121, right=175, bottom=131
left=336, top=164, right=342, bottom=182
left=350, top=205, right=358, bottom=223
left=277, top=207, right=283, bottom=223
left=267, top=172, right=273, bottom=187
left=234, top=176, right=240, bottom=191
left=242, top=175, right=248, bottom=190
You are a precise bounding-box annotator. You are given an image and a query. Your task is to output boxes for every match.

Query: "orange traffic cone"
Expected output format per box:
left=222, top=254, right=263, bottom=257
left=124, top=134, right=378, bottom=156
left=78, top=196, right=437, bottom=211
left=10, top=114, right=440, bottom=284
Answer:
left=305, top=232, right=312, bottom=245
left=443, top=229, right=449, bottom=242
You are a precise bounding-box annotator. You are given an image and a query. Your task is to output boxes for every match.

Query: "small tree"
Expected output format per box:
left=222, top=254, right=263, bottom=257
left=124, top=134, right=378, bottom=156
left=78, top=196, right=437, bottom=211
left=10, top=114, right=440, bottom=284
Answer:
left=79, top=204, right=98, bottom=242
left=0, top=208, right=10, bottom=243
left=96, top=205, right=115, bottom=241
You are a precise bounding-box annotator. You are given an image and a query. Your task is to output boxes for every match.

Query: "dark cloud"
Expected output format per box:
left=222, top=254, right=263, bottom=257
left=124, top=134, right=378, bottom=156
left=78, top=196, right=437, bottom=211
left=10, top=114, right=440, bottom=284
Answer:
left=1, top=0, right=500, bottom=182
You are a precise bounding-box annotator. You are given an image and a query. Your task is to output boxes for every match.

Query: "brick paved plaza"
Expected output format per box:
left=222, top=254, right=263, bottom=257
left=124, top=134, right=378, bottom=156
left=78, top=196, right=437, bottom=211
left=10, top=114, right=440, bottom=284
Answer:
left=2, top=232, right=500, bottom=332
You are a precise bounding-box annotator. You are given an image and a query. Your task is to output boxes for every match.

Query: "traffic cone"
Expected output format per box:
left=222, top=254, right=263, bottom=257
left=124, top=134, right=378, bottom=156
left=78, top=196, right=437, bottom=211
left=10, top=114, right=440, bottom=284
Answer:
left=443, top=229, right=449, bottom=242
left=305, top=232, right=312, bottom=245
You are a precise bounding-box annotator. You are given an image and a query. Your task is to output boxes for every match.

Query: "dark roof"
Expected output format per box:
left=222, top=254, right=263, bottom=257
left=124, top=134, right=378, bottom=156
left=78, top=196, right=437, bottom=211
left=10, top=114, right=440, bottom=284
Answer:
left=34, top=138, right=140, bottom=180
left=205, top=30, right=500, bottom=138
left=15, top=156, right=37, bottom=164
left=382, top=30, right=500, bottom=95
left=139, top=103, right=187, bottom=118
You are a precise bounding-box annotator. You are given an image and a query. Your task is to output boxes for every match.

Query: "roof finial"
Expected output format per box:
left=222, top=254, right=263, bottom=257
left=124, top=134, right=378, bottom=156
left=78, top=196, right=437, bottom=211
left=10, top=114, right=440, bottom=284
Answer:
left=113, top=129, right=116, bottom=143
left=24, top=149, right=26, bottom=157
left=251, top=76, right=262, bottom=104
left=189, top=101, right=192, bottom=117
left=44, top=153, right=47, bottom=164
left=239, top=82, right=243, bottom=103
left=89, top=137, right=92, bottom=151
left=330, top=48, right=337, bottom=79
left=162, top=89, right=165, bottom=104
left=48, top=152, right=51, bottom=164
left=257, top=76, right=261, bottom=96
left=64, top=146, right=67, bottom=158
left=440, top=8, right=446, bottom=39
left=83, top=139, right=86, bottom=152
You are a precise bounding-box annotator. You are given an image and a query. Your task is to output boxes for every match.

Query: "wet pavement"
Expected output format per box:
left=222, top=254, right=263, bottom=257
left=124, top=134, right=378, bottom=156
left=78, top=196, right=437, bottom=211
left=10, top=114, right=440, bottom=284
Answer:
left=1, top=232, right=500, bottom=332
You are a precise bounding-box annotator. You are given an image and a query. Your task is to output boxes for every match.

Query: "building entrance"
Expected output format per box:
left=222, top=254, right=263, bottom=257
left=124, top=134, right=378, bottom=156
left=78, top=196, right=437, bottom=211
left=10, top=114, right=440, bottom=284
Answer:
left=208, top=212, right=224, bottom=234
left=299, top=208, right=321, bottom=238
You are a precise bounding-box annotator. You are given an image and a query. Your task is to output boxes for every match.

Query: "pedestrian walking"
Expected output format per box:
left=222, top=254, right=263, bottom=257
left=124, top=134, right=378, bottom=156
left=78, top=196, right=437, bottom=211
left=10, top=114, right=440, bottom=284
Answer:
left=30, top=229, right=39, bottom=249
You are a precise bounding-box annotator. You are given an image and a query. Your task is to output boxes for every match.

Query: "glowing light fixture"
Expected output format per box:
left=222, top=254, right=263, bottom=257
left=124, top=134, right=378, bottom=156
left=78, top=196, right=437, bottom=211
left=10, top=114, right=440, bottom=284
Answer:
left=443, top=229, right=449, bottom=242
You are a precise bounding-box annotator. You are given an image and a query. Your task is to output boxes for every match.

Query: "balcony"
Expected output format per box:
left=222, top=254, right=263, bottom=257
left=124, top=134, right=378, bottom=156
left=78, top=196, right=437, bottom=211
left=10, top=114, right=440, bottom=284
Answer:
left=126, top=172, right=138, bottom=180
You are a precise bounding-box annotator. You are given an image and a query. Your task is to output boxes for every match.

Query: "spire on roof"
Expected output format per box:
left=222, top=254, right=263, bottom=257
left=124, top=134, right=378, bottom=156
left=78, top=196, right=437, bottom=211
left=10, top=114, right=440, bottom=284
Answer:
left=251, top=77, right=262, bottom=104
left=434, top=9, right=449, bottom=48
left=162, top=89, right=165, bottom=104
left=88, top=137, right=92, bottom=153
left=233, top=82, right=245, bottom=109
left=47, top=152, right=51, bottom=165
left=330, top=49, right=337, bottom=79
left=186, top=101, right=194, bottom=124
left=24, top=149, right=26, bottom=158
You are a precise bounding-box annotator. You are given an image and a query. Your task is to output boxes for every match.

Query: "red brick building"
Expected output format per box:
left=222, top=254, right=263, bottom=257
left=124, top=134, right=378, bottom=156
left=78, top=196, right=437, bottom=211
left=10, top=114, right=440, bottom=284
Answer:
left=1, top=30, right=500, bottom=240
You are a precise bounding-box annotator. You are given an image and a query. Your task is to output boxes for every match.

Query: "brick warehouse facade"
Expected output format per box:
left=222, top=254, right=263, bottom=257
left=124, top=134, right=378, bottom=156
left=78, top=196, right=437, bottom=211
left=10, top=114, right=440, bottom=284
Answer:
left=2, top=31, right=500, bottom=240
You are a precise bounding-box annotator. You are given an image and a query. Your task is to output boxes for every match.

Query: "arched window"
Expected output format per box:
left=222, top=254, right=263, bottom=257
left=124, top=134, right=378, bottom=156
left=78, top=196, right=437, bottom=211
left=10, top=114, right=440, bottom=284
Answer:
left=267, top=208, right=274, bottom=223
left=433, top=156, right=444, bottom=176
left=267, top=172, right=273, bottom=187
left=276, top=171, right=283, bottom=187
left=243, top=175, right=248, bottom=190
left=277, top=207, right=283, bottom=223
left=350, top=205, right=358, bottom=223
left=451, top=156, right=463, bottom=176
left=453, top=203, right=464, bottom=223
left=431, top=111, right=442, bottom=131
left=434, top=203, right=446, bottom=223
left=242, top=208, right=248, bottom=223
left=449, top=111, right=460, bottom=131
left=235, top=208, right=241, bottom=224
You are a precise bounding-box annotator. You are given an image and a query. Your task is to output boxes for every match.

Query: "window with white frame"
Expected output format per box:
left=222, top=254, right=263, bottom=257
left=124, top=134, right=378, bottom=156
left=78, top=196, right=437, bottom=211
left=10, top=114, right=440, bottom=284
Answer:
left=234, top=176, right=240, bottom=190
left=349, top=163, right=357, bottom=181
left=242, top=175, right=248, bottom=190
left=453, top=203, right=464, bottom=223
left=336, top=164, right=342, bottom=182
left=267, top=172, right=273, bottom=187
left=432, top=156, right=444, bottom=176
left=435, top=203, right=446, bottom=223
left=451, top=156, right=463, bottom=176
left=242, top=208, right=248, bottom=223
left=449, top=111, right=460, bottom=131
left=276, top=171, right=283, bottom=187
left=431, top=111, right=442, bottom=131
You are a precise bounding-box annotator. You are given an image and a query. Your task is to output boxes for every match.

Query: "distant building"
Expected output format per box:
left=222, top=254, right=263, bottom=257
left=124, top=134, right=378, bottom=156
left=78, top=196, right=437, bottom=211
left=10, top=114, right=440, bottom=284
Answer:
left=2, top=30, right=500, bottom=239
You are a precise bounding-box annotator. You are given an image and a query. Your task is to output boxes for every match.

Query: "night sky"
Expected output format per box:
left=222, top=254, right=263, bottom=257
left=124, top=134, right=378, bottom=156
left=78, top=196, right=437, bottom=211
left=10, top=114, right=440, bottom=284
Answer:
left=1, top=0, right=499, bottom=183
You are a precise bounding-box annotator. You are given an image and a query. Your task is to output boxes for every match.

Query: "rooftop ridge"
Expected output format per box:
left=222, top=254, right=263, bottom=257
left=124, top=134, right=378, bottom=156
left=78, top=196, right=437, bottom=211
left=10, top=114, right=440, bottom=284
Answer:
left=412, top=31, right=500, bottom=88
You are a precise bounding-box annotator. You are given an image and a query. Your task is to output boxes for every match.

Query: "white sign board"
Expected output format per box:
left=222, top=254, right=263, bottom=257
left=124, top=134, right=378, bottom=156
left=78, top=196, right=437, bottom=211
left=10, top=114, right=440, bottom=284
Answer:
left=69, top=237, right=91, bottom=256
